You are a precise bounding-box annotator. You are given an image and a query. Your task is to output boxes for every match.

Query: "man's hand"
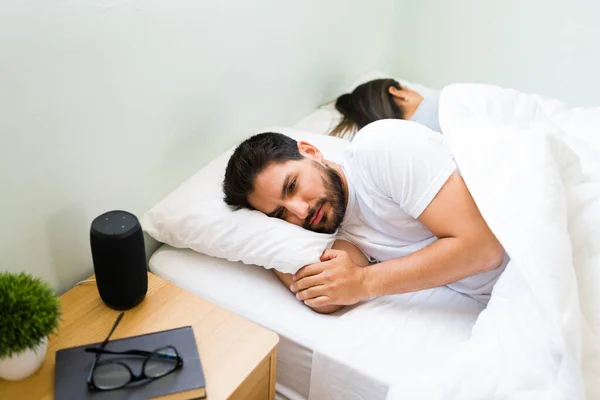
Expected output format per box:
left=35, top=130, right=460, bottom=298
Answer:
left=291, top=249, right=368, bottom=308
left=272, top=240, right=369, bottom=314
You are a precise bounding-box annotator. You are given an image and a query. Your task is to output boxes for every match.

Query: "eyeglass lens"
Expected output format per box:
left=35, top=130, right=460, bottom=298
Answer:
left=94, top=363, right=130, bottom=390
left=144, top=347, right=179, bottom=378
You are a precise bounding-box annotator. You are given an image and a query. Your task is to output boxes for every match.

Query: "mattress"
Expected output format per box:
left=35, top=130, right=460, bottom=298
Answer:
left=149, top=244, right=485, bottom=399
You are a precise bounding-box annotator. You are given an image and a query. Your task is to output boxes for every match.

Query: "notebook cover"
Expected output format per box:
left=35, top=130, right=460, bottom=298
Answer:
left=54, top=326, right=206, bottom=400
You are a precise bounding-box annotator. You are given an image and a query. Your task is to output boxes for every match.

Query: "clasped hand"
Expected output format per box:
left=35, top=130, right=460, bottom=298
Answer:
left=290, top=249, right=367, bottom=308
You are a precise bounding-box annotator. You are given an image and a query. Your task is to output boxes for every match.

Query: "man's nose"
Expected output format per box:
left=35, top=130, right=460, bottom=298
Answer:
left=286, top=198, right=310, bottom=220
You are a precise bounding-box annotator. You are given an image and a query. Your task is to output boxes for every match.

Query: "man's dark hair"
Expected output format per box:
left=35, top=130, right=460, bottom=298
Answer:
left=223, top=132, right=303, bottom=210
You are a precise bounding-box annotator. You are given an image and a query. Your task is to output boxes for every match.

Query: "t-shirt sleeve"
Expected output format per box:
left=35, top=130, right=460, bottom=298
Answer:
left=350, top=119, right=456, bottom=218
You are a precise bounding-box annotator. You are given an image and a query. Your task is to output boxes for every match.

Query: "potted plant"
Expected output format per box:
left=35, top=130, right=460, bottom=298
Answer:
left=0, top=271, right=61, bottom=381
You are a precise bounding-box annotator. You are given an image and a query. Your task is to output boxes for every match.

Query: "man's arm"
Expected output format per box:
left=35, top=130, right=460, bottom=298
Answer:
left=291, top=172, right=505, bottom=307
left=362, top=171, right=504, bottom=297
left=272, top=239, right=369, bottom=314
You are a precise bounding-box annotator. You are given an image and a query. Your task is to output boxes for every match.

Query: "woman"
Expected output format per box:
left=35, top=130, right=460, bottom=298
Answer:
left=330, top=78, right=441, bottom=138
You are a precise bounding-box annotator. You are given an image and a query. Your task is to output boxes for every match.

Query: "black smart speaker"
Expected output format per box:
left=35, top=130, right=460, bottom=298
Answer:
left=90, top=210, right=148, bottom=310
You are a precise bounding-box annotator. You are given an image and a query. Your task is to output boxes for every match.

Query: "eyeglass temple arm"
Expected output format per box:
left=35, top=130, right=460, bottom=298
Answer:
left=85, top=348, right=152, bottom=357
left=84, top=348, right=181, bottom=360
left=86, top=312, right=125, bottom=385
left=99, top=312, right=125, bottom=349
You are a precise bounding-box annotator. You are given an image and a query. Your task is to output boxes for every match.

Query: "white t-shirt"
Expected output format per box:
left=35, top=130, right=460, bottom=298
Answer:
left=337, top=119, right=506, bottom=303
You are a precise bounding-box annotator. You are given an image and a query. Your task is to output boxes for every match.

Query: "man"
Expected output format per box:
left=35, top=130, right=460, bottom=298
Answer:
left=223, top=119, right=507, bottom=314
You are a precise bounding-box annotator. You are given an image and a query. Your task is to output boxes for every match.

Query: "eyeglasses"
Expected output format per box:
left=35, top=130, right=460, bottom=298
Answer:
left=85, top=312, right=184, bottom=391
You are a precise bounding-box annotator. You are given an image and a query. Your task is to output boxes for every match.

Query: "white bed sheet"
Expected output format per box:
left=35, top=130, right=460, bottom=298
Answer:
left=149, top=244, right=336, bottom=399
left=149, top=244, right=485, bottom=399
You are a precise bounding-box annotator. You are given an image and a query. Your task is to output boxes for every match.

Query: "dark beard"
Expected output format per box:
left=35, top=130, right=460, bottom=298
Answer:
left=303, top=162, right=346, bottom=234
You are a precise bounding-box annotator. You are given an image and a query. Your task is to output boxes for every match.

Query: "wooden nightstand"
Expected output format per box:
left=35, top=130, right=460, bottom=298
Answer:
left=0, top=272, right=279, bottom=400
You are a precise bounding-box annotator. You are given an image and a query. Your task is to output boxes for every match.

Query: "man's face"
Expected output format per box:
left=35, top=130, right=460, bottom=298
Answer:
left=247, top=144, right=346, bottom=234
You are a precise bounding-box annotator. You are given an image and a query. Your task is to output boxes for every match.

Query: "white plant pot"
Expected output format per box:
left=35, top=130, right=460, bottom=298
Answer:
left=0, top=337, right=48, bottom=381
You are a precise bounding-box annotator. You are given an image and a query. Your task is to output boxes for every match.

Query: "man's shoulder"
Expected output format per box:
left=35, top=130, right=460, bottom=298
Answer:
left=346, top=119, right=445, bottom=166
left=351, top=119, right=440, bottom=151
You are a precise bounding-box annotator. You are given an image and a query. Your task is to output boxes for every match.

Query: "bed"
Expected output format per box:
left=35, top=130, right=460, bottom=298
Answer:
left=149, top=245, right=484, bottom=399
left=146, top=72, right=600, bottom=400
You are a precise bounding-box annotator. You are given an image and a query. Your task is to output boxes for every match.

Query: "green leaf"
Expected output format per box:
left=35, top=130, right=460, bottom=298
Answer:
left=0, top=272, right=61, bottom=358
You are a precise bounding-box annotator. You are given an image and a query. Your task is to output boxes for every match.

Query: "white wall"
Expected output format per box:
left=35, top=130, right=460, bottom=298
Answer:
left=0, top=0, right=395, bottom=293
left=387, top=0, right=600, bottom=106
left=7, top=0, right=595, bottom=294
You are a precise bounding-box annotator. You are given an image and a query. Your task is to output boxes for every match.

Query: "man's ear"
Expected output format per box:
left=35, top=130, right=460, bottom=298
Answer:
left=298, top=141, right=324, bottom=161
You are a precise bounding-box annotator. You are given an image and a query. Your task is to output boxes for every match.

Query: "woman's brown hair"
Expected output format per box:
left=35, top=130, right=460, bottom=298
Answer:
left=330, top=78, right=404, bottom=139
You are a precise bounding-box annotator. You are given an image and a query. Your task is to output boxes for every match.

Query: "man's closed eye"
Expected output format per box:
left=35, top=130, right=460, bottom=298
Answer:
left=288, top=178, right=297, bottom=194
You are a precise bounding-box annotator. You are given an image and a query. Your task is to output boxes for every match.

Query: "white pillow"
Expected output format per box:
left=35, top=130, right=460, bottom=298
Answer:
left=141, top=127, right=350, bottom=274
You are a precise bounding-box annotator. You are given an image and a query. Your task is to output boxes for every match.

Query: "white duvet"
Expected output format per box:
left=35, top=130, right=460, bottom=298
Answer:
left=426, top=84, right=600, bottom=400
left=312, top=84, right=600, bottom=400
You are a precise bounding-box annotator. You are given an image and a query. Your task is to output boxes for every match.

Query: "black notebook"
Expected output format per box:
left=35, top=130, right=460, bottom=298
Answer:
left=54, top=326, right=206, bottom=400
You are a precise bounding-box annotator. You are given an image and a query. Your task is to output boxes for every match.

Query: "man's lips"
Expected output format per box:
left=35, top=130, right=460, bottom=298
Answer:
left=310, top=204, right=324, bottom=227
